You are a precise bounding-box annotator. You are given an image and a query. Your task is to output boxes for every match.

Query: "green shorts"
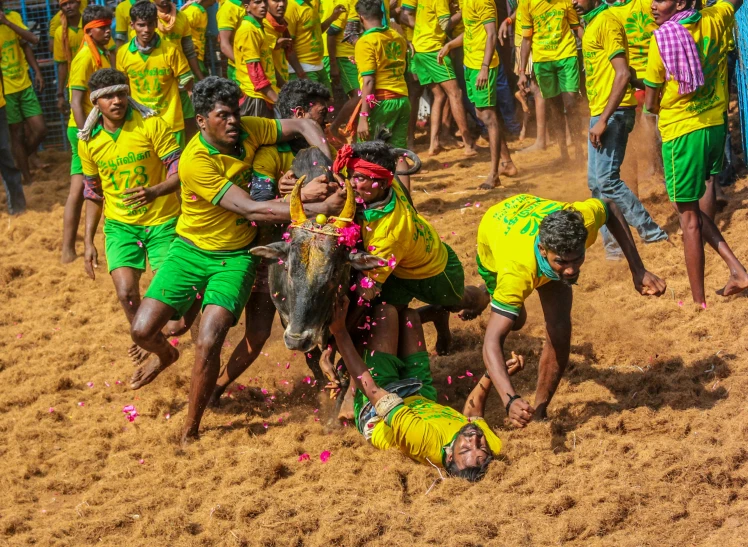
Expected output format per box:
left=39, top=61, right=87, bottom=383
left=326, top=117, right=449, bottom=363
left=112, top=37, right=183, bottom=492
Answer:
left=380, top=243, right=464, bottom=307
left=173, top=130, right=186, bottom=149
left=288, top=68, right=332, bottom=93
left=180, top=88, right=195, bottom=120
left=144, top=237, right=261, bottom=324
left=663, top=123, right=726, bottom=203
left=364, top=96, right=411, bottom=148
left=67, top=126, right=83, bottom=176
left=337, top=57, right=360, bottom=95
left=353, top=350, right=436, bottom=428
left=533, top=56, right=580, bottom=99
left=5, top=86, right=43, bottom=125
left=410, top=51, right=456, bottom=85
left=103, top=216, right=178, bottom=273
left=464, top=65, right=497, bottom=108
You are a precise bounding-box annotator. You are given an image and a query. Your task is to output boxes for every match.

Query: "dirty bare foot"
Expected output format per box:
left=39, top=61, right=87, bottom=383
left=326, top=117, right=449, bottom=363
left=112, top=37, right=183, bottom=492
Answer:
left=180, top=430, right=199, bottom=448
left=478, top=173, right=502, bottom=190
left=337, top=387, right=355, bottom=421
left=518, top=140, right=546, bottom=154
left=499, top=160, right=518, bottom=177
left=463, top=145, right=479, bottom=158
left=60, top=249, right=78, bottom=264
left=428, top=145, right=444, bottom=157
left=130, top=345, right=179, bottom=389
left=716, top=271, right=748, bottom=297
left=128, top=343, right=151, bottom=365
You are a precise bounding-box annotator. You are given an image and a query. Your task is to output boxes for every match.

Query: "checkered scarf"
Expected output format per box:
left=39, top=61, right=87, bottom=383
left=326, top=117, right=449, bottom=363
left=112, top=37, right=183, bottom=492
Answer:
left=653, top=9, right=704, bottom=95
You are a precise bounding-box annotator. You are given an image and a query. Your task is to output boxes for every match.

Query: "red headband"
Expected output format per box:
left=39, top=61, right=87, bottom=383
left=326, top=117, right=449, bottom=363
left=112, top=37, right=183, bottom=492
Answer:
left=332, top=145, right=394, bottom=186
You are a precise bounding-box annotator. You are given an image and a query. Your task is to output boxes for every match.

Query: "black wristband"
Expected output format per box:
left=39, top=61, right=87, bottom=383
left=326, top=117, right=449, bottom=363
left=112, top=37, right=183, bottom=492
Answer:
left=505, top=394, right=521, bottom=415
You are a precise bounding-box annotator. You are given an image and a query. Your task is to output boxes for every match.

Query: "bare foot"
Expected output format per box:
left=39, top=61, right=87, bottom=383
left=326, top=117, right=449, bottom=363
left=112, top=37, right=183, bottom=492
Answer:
left=499, top=160, right=518, bottom=177
left=130, top=345, right=179, bottom=389
left=716, top=271, right=748, bottom=297
left=463, top=146, right=479, bottom=158
left=180, top=431, right=198, bottom=448
left=60, top=249, right=78, bottom=264
left=337, top=388, right=355, bottom=421
left=478, top=173, right=502, bottom=190
left=128, top=343, right=151, bottom=365
left=428, top=145, right=444, bottom=157
left=457, top=286, right=491, bottom=321
left=518, top=124, right=527, bottom=142
left=518, top=140, right=546, bottom=154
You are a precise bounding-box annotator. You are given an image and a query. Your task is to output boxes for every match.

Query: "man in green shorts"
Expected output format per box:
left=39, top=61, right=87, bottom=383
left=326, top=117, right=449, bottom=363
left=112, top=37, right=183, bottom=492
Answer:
left=0, top=2, right=48, bottom=185
left=643, top=0, right=748, bottom=306
left=333, top=141, right=490, bottom=355
left=518, top=0, right=583, bottom=162
left=286, top=0, right=340, bottom=91
left=79, top=69, right=187, bottom=363
left=401, top=0, right=477, bottom=156
left=438, top=0, right=517, bottom=189
left=330, top=297, right=524, bottom=479
left=129, top=76, right=342, bottom=445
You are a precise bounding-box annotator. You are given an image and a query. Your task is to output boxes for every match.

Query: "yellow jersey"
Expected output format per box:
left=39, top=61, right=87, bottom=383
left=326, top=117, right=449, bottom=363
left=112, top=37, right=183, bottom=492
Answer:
left=78, top=108, right=181, bottom=226
left=68, top=44, right=112, bottom=128
left=371, top=396, right=502, bottom=467
left=263, top=19, right=289, bottom=83
left=323, top=0, right=356, bottom=58
left=0, top=10, right=32, bottom=95
left=286, top=0, right=324, bottom=66
left=581, top=7, right=636, bottom=117
left=49, top=0, right=89, bottom=38
left=234, top=16, right=280, bottom=101
left=252, top=143, right=295, bottom=187
left=183, top=2, right=209, bottom=61
left=643, top=1, right=733, bottom=142
left=462, top=0, right=499, bottom=70
left=405, top=0, right=452, bottom=53
left=216, top=0, right=246, bottom=69
left=360, top=182, right=448, bottom=283
left=157, top=10, right=192, bottom=50
left=0, top=78, right=5, bottom=109
left=176, top=117, right=282, bottom=251
left=607, top=0, right=657, bottom=79
left=354, top=26, right=408, bottom=96
left=519, top=0, right=580, bottom=63
left=397, top=0, right=414, bottom=41
left=114, top=0, right=138, bottom=43
left=117, top=36, right=192, bottom=132
left=53, top=25, right=116, bottom=65
left=477, top=194, right=607, bottom=317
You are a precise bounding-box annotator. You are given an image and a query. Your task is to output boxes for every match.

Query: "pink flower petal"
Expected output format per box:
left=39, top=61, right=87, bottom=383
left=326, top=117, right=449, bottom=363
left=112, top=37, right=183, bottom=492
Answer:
left=319, top=450, right=331, bottom=463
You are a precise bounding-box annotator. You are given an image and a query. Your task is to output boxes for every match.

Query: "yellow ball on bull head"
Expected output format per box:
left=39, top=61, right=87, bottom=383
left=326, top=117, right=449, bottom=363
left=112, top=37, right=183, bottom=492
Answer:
left=315, top=214, right=328, bottom=225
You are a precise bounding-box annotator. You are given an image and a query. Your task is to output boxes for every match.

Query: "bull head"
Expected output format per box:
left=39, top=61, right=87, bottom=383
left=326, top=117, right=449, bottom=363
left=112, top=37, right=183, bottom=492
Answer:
left=251, top=148, right=381, bottom=352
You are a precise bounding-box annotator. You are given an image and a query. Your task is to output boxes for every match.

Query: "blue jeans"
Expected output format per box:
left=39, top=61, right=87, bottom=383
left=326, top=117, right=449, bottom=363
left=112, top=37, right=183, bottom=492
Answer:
left=0, top=106, right=25, bottom=215
left=587, top=109, right=666, bottom=256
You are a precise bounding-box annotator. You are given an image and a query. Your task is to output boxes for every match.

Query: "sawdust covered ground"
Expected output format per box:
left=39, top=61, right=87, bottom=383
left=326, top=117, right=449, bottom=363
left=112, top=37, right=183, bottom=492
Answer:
left=2, top=131, right=748, bottom=547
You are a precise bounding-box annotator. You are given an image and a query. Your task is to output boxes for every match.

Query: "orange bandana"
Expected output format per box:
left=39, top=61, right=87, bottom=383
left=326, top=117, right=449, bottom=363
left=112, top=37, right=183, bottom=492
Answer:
left=157, top=3, right=178, bottom=33
left=81, top=19, right=111, bottom=68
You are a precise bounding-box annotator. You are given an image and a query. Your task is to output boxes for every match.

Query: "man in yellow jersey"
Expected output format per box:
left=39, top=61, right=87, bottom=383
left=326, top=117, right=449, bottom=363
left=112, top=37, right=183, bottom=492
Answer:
left=324, top=0, right=359, bottom=138
left=115, top=0, right=136, bottom=46
left=333, top=142, right=490, bottom=355
left=234, top=0, right=279, bottom=116
left=400, top=0, right=476, bottom=157
left=477, top=194, right=665, bottom=427
left=0, top=1, right=47, bottom=186
left=0, top=64, right=25, bottom=214
left=644, top=0, right=748, bottom=306
left=572, top=0, right=667, bottom=261
left=264, top=0, right=296, bottom=85
left=518, top=0, right=583, bottom=162
left=49, top=0, right=89, bottom=51
left=286, top=0, right=339, bottom=89
left=182, top=0, right=217, bottom=75
left=118, top=1, right=194, bottom=148
left=217, top=0, right=246, bottom=80
left=79, top=69, right=188, bottom=363
left=129, top=76, right=342, bottom=445
left=331, top=297, right=520, bottom=480
left=438, top=0, right=518, bottom=190
left=61, top=5, right=114, bottom=264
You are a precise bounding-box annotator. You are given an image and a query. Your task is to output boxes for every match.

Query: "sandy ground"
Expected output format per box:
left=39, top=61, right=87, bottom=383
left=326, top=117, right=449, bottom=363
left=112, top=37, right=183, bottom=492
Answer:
left=2, top=126, right=748, bottom=546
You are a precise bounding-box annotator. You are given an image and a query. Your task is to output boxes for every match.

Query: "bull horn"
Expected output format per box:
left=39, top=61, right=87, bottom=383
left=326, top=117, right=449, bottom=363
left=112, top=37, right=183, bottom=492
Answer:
left=290, top=175, right=307, bottom=224
left=333, top=178, right=356, bottom=228
left=393, top=148, right=422, bottom=176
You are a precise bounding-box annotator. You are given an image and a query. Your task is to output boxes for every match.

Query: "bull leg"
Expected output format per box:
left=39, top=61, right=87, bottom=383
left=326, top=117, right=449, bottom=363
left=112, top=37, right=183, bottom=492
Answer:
left=304, top=347, right=328, bottom=387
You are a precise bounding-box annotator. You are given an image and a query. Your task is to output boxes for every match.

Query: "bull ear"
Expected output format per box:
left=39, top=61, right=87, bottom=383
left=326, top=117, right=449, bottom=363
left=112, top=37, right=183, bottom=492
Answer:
left=251, top=242, right=289, bottom=260
left=349, top=251, right=385, bottom=271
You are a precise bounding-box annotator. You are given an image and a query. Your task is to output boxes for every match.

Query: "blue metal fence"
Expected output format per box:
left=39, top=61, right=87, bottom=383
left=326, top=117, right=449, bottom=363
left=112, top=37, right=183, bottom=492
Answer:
left=736, top=6, right=748, bottom=160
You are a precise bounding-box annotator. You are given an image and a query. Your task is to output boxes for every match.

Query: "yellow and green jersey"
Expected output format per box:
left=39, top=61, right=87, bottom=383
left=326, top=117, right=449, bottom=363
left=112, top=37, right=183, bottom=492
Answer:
left=78, top=108, right=181, bottom=225
left=234, top=16, right=280, bottom=101
left=371, top=396, right=502, bottom=467
left=252, top=143, right=295, bottom=187
left=461, top=0, right=499, bottom=70
left=360, top=182, right=448, bottom=284
left=176, top=116, right=282, bottom=251
left=117, top=36, right=192, bottom=132
left=157, top=10, right=192, bottom=50
left=477, top=194, right=607, bottom=318
left=68, top=44, right=112, bottom=128
left=581, top=7, right=636, bottom=117
left=114, top=0, right=138, bottom=42
left=354, top=26, right=408, bottom=96
left=518, top=0, right=580, bottom=63
left=608, top=0, right=656, bottom=79
left=397, top=0, right=414, bottom=41
left=0, top=10, right=32, bottom=95
left=263, top=19, right=289, bottom=83
left=643, top=1, right=733, bottom=142
left=49, top=0, right=89, bottom=39
left=286, top=0, right=324, bottom=66
left=183, top=2, right=209, bottom=61
left=406, top=0, right=452, bottom=53
left=323, top=0, right=357, bottom=58
left=216, top=0, right=246, bottom=70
